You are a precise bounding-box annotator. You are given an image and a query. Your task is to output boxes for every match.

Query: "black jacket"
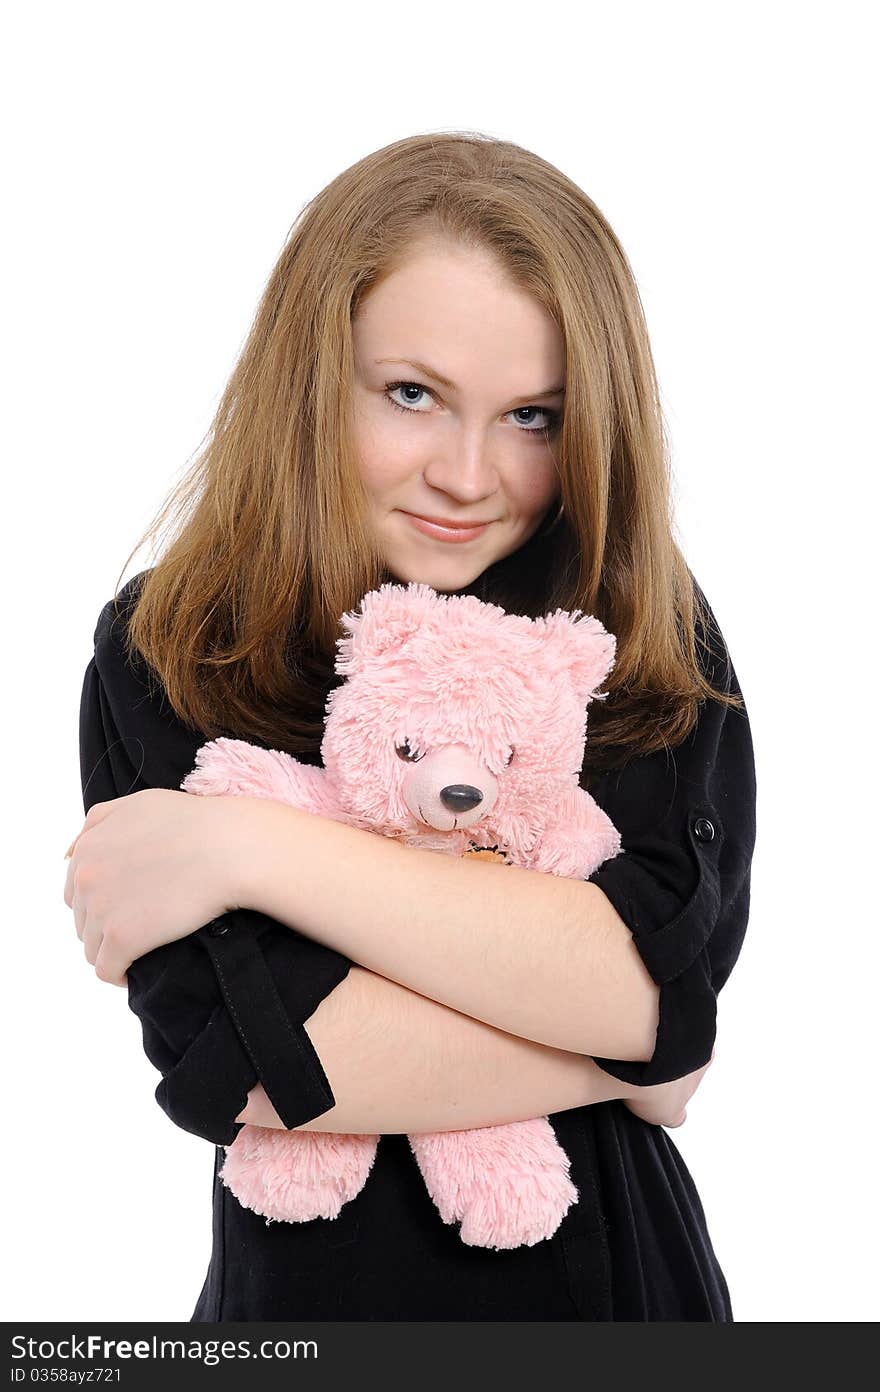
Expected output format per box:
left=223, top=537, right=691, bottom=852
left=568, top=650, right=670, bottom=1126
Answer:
left=77, top=574, right=756, bottom=1321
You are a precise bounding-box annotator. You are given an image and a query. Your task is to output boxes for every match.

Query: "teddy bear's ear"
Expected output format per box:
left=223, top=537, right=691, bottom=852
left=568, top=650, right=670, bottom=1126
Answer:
left=335, top=581, right=440, bottom=676
left=542, top=610, right=618, bottom=706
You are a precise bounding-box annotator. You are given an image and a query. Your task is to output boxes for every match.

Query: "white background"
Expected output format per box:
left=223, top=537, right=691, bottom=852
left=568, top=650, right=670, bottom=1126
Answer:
left=3, top=0, right=877, bottom=1323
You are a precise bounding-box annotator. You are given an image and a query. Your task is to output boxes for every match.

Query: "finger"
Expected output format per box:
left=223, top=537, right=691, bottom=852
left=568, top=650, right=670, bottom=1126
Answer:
left=64, top=805, right=112, bottom=874
left=63, top=852, right=77, bottom=910
left=83, top=918, right=102, bottom=967
left=71, top=885, right=86, bottom=943
left=94, top=938, right=130, bottom=989
left=64, top=814, right=97, bottom=860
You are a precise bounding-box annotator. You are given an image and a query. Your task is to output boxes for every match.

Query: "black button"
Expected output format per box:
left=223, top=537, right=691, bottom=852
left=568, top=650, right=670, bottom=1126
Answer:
left=207, top=918, right=230, bottom=937
left=694, top=817, right=715, bottom=842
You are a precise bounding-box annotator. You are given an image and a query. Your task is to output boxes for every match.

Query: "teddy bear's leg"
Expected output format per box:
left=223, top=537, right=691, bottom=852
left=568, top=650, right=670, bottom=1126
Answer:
left=220, top=1126, right=379, bottom=1225
left=408, top=1118, right=578, bottom=1250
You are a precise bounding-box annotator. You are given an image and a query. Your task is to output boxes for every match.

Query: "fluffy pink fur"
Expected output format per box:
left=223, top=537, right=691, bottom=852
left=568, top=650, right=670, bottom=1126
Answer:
left=181, top=581, right=622, bottom=1251
left=219, top=1130, right=379, bottom=1224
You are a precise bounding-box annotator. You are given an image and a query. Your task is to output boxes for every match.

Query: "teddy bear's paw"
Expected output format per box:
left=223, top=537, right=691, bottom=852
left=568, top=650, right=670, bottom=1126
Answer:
left=220, top=1126, right=379, bottom=1224
left=181, top=738, right=295, bottom=801
left=409, top=1119, right=579, bottom=1250
left=455, top=1161, right=579, bottom=1250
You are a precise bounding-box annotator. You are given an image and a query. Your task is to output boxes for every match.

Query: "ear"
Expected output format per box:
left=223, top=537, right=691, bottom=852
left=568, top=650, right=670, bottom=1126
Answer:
left=541, top=609, right=618, bottom=706
left=334, top=581, right=441, bottom=676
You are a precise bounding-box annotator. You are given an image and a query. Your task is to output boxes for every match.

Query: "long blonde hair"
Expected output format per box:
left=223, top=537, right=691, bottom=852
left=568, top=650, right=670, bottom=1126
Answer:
left=116, top=130, right=742, bottom=773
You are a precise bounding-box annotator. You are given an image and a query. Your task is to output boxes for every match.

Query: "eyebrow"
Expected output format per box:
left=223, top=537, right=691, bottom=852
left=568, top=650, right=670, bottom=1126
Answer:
left=374, top=357, right=565, bottom=401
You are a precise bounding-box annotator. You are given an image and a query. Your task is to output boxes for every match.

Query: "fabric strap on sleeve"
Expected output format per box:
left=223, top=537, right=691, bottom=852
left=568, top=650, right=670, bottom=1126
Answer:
left=195, top=912, right=336, bottom=1130
left=156, top=1006, right=256, bottom=1146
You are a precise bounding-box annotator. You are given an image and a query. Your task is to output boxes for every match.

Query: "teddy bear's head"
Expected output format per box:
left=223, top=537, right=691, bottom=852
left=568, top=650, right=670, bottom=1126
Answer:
left=320, top=582, right=615, bottom=854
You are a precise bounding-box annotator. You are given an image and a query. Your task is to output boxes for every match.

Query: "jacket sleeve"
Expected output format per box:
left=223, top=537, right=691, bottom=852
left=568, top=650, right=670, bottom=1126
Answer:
left=78, top=578, right=352, bottom=1144
left=585, top=581, right=757, bottom=1087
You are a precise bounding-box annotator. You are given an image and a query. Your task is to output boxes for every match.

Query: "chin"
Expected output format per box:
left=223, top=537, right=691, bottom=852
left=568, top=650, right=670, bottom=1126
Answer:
left=385, top=552, right=490, bottom=592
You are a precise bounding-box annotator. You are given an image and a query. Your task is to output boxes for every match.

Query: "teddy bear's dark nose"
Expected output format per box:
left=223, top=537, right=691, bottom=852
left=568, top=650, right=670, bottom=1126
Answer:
left=440, top=784, right=484, bottom=813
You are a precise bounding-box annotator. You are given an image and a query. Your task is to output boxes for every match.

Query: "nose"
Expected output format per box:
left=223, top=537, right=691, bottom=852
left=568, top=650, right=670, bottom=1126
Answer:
left=423, top=425, right=499, bottom=503
left=439, top=784, right=484, bottom=813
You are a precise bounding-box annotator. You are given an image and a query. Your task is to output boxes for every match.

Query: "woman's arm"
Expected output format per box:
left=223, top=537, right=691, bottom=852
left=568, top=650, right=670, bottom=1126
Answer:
left=233, top=799, right=660, bottom=1062
left=236, top=964, right=635, bottom=1133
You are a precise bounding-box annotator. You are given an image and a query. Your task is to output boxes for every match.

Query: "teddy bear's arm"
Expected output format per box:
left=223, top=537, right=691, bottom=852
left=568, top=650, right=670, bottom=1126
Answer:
left=180, top=736, right=344, bottom=820
left=527, top=788, right=622, bottom=880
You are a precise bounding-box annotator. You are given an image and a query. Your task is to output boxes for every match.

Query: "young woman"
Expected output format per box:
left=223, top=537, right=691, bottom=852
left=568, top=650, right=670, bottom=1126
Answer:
left=68, top=131, right=756, bottom=1321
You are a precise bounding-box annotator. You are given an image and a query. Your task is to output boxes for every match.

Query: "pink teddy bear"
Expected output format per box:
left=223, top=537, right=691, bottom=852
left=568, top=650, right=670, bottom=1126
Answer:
left=180, top=581, right=622, bottom=1250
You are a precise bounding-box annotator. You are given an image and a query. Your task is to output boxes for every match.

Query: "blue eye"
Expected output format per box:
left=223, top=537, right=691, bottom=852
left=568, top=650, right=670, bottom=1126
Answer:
left=387, top=383, right=431, bottom=411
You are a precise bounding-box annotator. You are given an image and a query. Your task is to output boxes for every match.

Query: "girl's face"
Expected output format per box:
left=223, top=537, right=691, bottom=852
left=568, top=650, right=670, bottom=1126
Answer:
left=351, top=237, right=564, bottom=592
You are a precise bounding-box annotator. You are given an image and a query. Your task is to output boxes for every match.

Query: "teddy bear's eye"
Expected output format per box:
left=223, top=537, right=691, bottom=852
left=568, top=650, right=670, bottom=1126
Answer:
left=395, top=739, right=425, bottom=763
left=505, top=746, right=516, bottom=766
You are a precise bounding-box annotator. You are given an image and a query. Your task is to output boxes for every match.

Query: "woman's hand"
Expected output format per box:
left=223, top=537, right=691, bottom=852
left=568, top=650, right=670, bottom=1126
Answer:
left=63, top=789, right=254, bottom=987
left=620, top=1048, right=716, bottom=1129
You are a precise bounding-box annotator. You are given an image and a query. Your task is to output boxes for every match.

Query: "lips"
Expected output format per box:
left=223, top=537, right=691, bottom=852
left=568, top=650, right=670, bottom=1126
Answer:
left=410, top=513, right=490, bottom=528
left=402, top=512, right=492, bottom=543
